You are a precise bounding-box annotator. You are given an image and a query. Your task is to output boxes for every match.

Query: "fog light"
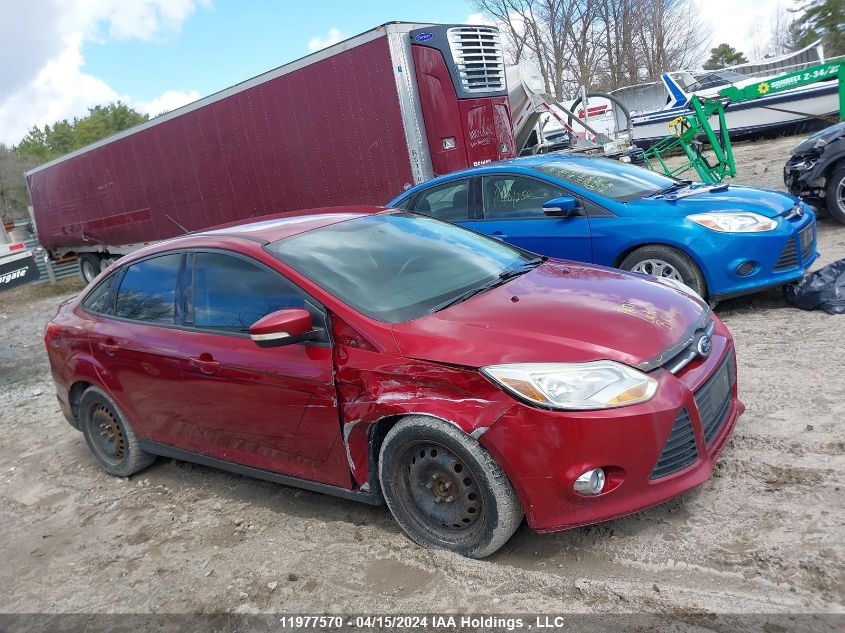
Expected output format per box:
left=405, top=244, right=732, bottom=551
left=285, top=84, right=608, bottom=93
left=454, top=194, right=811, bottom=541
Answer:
left=735, top=261, right=756, bottom=276
left=573, top=468, right=605, bottom=495
left=442, top=137, right=456, bottom=150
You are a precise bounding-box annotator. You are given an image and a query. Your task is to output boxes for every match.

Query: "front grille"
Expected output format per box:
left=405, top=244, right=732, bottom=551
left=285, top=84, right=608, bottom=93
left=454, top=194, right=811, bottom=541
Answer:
left=774, top=238, right=798, bottom=270
left=650, top=408, right=698, bottom=479
left=799, top=225, right=814, bottom=262
left=694, top=351, right=736, bottom=446
left=447, top=26, right=505, bottom=93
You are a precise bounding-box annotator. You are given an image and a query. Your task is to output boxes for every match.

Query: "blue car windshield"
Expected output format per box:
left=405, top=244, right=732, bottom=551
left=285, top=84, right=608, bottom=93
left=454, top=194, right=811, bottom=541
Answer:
left=533, top=157, right=678, bottom=201
left=266, top=212, right=535, bottom=323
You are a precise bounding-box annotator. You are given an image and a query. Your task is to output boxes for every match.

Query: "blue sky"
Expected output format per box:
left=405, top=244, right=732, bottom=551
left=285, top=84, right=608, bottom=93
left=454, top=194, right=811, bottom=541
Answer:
left=84, top=1, right=478, bottom=103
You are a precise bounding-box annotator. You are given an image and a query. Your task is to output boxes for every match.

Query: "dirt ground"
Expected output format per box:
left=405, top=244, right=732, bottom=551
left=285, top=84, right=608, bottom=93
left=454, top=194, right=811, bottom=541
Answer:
left=1, top=135, right=843, bottom=618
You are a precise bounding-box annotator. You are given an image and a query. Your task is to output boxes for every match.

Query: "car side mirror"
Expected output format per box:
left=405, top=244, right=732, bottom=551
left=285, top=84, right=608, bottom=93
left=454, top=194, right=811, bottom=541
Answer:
left=543, top=195, right=579, bottom=217
left=249, top=308, right=314, bottom=348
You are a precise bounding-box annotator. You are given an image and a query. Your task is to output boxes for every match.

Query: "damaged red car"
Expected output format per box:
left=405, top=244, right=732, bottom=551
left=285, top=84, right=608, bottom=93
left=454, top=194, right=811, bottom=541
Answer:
left=45, top=209, right=743, bottom=558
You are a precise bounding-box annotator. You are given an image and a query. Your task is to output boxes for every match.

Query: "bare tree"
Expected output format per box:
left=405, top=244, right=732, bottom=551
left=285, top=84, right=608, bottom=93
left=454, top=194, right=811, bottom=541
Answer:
left=475, top=0, right=711, bottom=95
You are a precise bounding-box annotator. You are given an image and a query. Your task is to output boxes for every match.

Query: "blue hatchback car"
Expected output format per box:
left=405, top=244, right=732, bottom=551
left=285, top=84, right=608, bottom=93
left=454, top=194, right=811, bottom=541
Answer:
left=387, top=155, right=818, bottom=301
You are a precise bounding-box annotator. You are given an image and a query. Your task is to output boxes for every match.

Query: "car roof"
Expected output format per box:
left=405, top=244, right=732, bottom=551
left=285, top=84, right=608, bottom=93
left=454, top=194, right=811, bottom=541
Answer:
left=193, top=206, right=386, bottom=243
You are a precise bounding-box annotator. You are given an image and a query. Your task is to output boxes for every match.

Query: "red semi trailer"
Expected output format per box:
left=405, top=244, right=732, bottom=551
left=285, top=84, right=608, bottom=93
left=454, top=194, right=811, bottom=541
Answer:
left=26, top=22, right=515, bottom=282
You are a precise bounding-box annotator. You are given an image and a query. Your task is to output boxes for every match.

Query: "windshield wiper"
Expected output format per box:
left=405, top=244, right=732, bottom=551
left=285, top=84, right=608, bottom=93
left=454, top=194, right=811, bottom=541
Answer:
left=648, top=180, right=692, bottom=198
left=429, top=256, right=547, bottom=314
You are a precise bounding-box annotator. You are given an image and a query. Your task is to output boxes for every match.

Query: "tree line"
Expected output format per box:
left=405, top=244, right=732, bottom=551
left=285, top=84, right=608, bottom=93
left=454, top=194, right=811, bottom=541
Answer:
left=1, top=102, right=148, bottom=223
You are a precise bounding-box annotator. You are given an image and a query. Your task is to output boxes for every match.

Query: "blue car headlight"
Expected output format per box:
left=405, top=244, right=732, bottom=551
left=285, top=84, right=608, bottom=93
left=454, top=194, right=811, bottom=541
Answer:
left=687, top=212, right=777, bottom=233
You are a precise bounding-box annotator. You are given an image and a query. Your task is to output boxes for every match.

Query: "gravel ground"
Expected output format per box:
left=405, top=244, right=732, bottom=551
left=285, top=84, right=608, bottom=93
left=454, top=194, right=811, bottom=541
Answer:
left=0, top=135, right=843, bottom=618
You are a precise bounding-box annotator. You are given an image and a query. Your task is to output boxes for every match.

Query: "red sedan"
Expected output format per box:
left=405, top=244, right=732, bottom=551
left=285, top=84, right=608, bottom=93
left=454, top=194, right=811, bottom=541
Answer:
left=44, top=208, right=743, bottom=557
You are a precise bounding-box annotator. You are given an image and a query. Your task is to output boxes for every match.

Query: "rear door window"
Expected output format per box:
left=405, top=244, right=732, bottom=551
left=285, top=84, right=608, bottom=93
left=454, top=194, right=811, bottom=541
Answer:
left=412, top=180, right=471, bottom=222
left=114, top=254, right=181, bottom=324
left=190, top=252, right=324, bottom=333
left=82, top=274, right=117, bottom=314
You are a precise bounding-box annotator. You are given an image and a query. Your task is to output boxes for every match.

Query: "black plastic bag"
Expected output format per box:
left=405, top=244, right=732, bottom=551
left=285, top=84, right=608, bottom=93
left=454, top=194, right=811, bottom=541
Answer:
left=784, top=258, right=845, bottom=314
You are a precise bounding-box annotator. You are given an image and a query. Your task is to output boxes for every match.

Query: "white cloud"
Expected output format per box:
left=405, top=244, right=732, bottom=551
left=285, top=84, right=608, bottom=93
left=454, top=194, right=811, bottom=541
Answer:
left=695, top=0, right=788, bottom=60
left=308, top=27, right=344, bottom=53
left=0, top=0, right=209, bottom=145
left=140, top=89, right=201, bottom=117
left=465, top=12, right=496, bottom=26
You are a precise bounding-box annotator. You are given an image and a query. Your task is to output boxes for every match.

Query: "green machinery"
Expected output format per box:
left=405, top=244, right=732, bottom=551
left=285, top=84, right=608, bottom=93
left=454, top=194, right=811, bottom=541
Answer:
left=641, top=60, right=845, bottom=183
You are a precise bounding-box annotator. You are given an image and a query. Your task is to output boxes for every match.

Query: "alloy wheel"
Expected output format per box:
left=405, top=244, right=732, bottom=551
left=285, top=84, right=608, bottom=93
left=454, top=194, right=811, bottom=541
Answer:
left=631, top=258, right=684, bottom=282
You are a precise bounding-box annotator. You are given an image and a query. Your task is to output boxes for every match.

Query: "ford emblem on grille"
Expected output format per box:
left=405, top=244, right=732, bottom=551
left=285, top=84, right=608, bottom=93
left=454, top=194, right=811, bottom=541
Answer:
left=696, top=334, right=712, bottom=358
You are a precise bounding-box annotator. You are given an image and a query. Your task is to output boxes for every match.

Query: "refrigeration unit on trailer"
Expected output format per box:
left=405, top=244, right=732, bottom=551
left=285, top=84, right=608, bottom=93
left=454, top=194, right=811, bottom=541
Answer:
left=25, top=22, right=516, bottom=282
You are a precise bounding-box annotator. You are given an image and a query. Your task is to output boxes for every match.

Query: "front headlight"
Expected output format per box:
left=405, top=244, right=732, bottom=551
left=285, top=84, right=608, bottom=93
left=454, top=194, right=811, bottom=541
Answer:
left=687, top=212, right=777, bottom=232
left=481, top=361, right=658, bottom=410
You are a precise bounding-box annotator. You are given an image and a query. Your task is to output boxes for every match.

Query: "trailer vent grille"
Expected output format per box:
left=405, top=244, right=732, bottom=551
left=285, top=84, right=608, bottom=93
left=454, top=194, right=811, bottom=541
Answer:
left=447, top=26, right=505, bottom=93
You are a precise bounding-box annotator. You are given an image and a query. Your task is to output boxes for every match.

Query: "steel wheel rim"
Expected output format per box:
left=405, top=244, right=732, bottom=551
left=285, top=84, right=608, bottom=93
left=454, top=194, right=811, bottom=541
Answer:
left=631, top=259, right=684, bottom=282
left=82, top=260, right=97, bottom=283
left=90, top=404, right=125, bottom=465
left=401, top=441, right=481, bottom=531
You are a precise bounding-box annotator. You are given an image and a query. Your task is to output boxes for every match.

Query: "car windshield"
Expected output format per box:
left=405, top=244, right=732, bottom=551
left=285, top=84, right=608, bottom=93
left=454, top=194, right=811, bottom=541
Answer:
left=266, top=212, right=534, bottom=322
left=532, top=157, right=679, bottom=201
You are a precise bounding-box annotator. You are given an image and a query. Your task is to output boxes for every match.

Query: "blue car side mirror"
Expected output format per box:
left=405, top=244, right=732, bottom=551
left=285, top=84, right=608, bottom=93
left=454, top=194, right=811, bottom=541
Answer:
left=543, top=196, right=579, bottom=217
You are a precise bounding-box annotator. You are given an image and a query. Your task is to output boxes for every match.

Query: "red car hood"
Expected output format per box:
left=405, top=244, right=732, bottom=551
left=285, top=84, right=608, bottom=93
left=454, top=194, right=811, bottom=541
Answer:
left=392, top=261, right=710, bottom=370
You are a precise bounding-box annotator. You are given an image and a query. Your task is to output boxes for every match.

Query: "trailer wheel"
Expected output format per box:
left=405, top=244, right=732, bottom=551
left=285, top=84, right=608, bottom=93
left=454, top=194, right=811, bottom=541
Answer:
left=825, top=165, right=845, bottom=225
left=78, top=254, right=101, bottom=284
left=378, top=416, right=523, bottom=558
left=78, top=387, right=155, bottom=477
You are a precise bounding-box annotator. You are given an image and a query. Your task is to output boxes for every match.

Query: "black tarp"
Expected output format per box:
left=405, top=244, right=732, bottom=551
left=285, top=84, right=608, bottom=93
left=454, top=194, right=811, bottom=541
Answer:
left=785, top=259, right=845, bottom=314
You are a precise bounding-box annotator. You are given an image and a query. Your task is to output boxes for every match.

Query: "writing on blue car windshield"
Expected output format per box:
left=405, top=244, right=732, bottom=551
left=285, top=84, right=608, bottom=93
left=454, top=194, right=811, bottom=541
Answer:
left=267, top=212, right=537, bottom=323
left=533, top=157, right=679, bottom=201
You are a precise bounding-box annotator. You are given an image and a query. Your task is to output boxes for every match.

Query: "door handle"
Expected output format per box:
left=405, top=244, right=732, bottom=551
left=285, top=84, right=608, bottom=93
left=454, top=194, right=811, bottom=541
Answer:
left=189, top=355, right=220, bottom=374
left=97, top=341, right=119, bottom=356
left=491, top=231, right=508, bottom=239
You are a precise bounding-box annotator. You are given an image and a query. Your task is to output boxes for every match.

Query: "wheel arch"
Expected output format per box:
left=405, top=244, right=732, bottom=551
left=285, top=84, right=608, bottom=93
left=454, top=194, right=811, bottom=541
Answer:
left=364, top=412, right=480, bottom=505
left=67, top=380, right=93, bottom=428
left=613, top=239, right=709, bottom=278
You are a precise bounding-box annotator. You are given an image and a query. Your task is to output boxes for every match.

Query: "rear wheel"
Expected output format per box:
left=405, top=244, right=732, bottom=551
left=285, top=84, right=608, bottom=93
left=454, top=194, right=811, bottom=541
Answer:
left=78, top=254, right=101, bottom=284
left=620, top=245, right=707, bottom=298
left=78, top=387, right=155, bottom=477
left=825, top=165, right=845, bottom=225
left=378, top=416, right=523, bottom=558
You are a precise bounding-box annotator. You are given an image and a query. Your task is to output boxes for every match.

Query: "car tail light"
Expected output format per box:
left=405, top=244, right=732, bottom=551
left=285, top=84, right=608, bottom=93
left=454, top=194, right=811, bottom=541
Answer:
left=8, top=243, right=25, bottom=251
left=44, top=322, right=62, bottom=349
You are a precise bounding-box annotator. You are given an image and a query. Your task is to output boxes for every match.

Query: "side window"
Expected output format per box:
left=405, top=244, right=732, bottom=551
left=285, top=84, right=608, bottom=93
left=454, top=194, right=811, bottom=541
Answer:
left=413, top=180, right=470, bottom=222
left=192, top=253, right=323, bottom=333
left=82, top=274, right=117, bottom=314
left=391, top=195, right=414, bottom=210
left=482, top=175, right=565, bottom=220
left=115, top=254, right=181, bottom=324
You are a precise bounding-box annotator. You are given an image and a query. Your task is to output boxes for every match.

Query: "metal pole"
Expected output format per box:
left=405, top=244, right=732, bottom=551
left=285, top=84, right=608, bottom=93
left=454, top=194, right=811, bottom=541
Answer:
left=28, top=204, right=56, bottom=284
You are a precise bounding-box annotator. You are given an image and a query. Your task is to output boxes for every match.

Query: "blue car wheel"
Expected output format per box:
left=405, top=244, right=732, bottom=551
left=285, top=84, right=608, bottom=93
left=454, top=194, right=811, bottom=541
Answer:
left=619, top=245, right=707, bottom=298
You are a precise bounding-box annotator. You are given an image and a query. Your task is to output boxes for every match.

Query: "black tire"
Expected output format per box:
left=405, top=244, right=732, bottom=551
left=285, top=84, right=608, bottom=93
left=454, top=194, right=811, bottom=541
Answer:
left=378, top=416, right=523, bottom=558
left=99, top=256, right=116, bottom=274
left=78, top=387, right=155, bottom=477
left=78, top=253, right=101, bottom=285
left=825, top=165, right=845, bottom=225
left=619, top=245, right=707, bottom=298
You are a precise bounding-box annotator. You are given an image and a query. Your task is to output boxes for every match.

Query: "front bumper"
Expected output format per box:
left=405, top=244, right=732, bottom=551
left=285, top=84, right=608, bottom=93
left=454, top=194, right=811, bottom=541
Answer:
left=690, top=209, right=818, bottom=300
left=479, top=320, right=743, bottom=532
